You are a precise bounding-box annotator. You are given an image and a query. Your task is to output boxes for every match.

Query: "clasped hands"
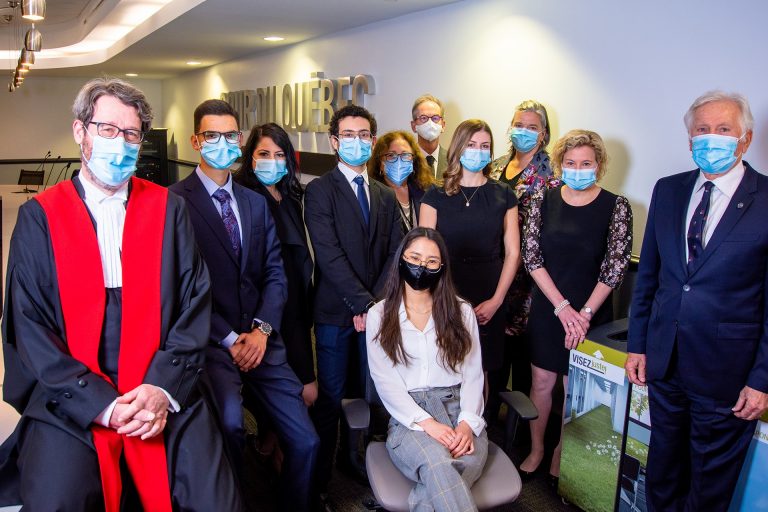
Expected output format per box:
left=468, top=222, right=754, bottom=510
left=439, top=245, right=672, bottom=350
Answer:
left=419, top=418, right=475, bottom=458
left=230, top=328, right=269, bottom=371
left=558, top=304, right=590, bottom=349
left=109, top=383, right=170, bottom=440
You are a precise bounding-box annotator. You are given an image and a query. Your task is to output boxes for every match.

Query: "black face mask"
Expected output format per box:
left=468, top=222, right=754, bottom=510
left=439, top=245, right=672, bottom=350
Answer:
left=399, top=258, right=443, bottom=291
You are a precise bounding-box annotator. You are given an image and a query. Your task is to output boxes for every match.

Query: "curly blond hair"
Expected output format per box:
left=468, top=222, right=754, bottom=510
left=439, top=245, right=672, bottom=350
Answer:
left=551, top=129, right=608, bottom=181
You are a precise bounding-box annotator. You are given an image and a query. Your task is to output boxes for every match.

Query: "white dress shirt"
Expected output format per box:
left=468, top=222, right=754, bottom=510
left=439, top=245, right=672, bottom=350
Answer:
left=366, top=299, right=486, bottom=436
left=337, top=161, right=370, bottom=203
left=80, top=175, right=180, bottom=426
left=195, top=166, right=245, bottom=348
left=684, top=161, right=745, bottom=261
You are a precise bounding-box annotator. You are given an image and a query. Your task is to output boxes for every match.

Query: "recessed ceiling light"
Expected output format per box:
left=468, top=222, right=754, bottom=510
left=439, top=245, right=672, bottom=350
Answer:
left=263, top=36, right=285, bottom=42
left=186, top=60, right=202, bottom=66
left=125, top=73, right=138, bottom=77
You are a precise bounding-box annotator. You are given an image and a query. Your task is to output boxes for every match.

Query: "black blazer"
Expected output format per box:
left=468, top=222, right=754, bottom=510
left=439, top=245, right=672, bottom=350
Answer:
left=304, top=167, right=404, bottom=326
left=170, top=172, right=288, bottom=365
left=629, top=162, right=768, bottom=401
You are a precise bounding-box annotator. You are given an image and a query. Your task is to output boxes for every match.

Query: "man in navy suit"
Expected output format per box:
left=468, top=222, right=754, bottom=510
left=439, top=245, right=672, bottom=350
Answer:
left=627, top=91, right=768, bottom=511
left=170, top=100, right=318, bottom=511
left=304, top=105, right=403, bottom=493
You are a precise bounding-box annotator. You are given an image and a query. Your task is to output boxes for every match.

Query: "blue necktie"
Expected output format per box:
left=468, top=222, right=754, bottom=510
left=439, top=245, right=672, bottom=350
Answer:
left=686, top=181, right=714, bottom=270
left=213, top=188, right=241, bottom=258
left=353, top=175, right=370, bottom=226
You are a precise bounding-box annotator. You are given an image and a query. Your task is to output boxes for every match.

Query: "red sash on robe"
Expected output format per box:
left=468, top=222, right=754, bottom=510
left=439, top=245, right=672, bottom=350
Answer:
left=36, top=177, right=172, bottom=512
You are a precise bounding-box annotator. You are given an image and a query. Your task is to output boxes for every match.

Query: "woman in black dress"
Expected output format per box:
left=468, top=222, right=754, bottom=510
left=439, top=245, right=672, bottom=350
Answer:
left=368, top=130, right=434, bottom=231
left=234, top=123, right=317, bottom=406
left=486, top=100, right=561, bottom=422
left=520, top=129, right=632, bottom=482
left=419, top=119, right=520, bottom=392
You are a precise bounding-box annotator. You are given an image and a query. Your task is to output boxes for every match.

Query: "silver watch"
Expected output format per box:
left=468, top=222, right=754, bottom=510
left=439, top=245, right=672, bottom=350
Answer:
left=257, top=321, right=273, bottom=336
left=582, top=307, right=593, bottom=317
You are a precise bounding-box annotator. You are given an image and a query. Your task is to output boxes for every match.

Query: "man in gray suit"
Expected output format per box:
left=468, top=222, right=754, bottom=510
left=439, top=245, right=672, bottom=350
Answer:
left=411, top=94, right=448, bottom=180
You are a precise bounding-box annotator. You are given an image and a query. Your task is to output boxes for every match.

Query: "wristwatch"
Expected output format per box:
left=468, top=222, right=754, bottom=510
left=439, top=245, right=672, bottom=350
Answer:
left=256, top=321, right=273, bottom=337
left=581, top=306, right=594, bottom=318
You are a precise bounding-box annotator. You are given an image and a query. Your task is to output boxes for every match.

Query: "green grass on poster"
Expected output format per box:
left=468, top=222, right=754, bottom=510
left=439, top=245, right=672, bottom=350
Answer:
left=560, top=405, right=621, bottom=512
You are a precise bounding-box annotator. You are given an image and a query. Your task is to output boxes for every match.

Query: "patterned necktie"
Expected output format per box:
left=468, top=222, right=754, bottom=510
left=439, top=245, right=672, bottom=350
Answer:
left=353, top=175, right=370, bottom=226
left=686, top=181, right=714, bottom=269
left=426, top=155, right=436, bottom=170
left=212, top=188, right=241, bottom=258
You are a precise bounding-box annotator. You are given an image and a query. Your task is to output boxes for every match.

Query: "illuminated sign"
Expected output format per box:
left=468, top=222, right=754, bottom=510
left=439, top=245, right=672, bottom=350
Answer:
left=221, top=72, right=375, bottom=134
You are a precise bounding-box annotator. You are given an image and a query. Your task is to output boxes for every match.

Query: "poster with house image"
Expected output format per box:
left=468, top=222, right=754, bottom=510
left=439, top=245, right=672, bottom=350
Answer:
left=560, top=337, right=630, bottom=512
left=620, top=384, right=650, bottom=511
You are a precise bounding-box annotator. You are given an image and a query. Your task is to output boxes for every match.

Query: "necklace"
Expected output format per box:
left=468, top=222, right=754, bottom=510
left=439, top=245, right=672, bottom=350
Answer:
left=459, top=185, right=481, bottom=207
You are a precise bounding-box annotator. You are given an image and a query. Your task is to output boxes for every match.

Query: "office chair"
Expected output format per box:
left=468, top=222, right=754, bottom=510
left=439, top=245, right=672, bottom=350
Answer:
left=341, top=369, right=538, bottom=511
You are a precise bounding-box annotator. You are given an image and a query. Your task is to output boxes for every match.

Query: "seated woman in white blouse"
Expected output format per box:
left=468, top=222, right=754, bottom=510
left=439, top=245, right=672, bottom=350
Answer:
left=366, top=227, right=487, bottom=512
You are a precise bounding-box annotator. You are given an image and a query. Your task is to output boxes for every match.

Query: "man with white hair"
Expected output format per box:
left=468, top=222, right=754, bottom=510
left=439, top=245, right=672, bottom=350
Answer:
left=626, top=90, right=768, bottom=511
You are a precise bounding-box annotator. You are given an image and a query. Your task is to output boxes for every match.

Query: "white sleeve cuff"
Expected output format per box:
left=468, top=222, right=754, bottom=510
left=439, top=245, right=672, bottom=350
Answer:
left=408, top=412, right=433, bottom=431
left=94, top=399, right=118, bottom=427
left=221, top=331, right=238, bottom=348
left=458, top=411, right=486, bottom=437
left=159, top=388, right=180, bottom=413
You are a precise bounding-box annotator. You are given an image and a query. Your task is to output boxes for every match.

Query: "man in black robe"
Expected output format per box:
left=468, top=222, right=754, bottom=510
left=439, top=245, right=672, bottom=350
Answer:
left=0, top=77, right=241, bottom=511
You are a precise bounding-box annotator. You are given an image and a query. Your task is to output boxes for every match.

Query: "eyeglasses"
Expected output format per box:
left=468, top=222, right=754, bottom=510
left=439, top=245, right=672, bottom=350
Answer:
left=402, top=253, right=443, bottom=271
left=414, top=115, right=443, bottom=124
left=337, top=130, right=373, bottom=142
left=88, top=121, right=145, bottom=144
left=196, top=130, right=242, bottom=144
left=384, top=152, right=413, bottom=163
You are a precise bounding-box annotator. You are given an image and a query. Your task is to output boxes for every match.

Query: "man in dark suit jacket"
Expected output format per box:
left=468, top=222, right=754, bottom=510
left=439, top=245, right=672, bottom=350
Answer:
left=627, top=91, right=768, bottom=511
left=170, top=100, right=318, bottom=511
left=411, top=94, right=448, bottom=179
left=304, top=104, right=403, bottom=492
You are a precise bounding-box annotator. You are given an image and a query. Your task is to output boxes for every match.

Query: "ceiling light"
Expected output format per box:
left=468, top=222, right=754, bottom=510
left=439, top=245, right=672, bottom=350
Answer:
left=263, top=36, right=285, bottom=42
left=21, top=0, right=46, bottom=21
left=24, top=27, right=42, bottom=52
left=16, top=66, right=29, bottom=75
left=125, top=73, right=138, bottom=77
left=20, top=48, right=35, bottom=66
left=186, top=60, right=202, bottom=66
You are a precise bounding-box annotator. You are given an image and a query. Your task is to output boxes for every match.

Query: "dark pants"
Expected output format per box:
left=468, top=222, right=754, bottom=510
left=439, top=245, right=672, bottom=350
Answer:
left=206, top=344, right=320, bottom=511
left=312, top=323, right=368, bottom=491
left=647, top=365, right=756, bottom=512
left=486, top=333, right=531, bottom=423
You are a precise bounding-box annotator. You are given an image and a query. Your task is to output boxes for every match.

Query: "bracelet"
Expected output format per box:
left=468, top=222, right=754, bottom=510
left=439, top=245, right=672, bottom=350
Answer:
left=553, top=299, right=570, bottom=317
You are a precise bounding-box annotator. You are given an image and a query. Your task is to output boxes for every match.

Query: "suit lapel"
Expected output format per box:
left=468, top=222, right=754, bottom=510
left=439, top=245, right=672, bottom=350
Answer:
left=184, top=173, right=240, bottom=266
left=674, top=171, right=698, bottom=274
left=368, top=179, right=381, bottom=241
left=233, top=183, right=251, bottom=269
left=688, top=165, right=757, bottom=277
left=332, top=167, right=368, bottom=231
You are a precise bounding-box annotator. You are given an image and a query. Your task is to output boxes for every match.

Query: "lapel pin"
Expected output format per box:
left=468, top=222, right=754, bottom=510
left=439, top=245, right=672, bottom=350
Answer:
left=737, top=202, right=744, bottom=209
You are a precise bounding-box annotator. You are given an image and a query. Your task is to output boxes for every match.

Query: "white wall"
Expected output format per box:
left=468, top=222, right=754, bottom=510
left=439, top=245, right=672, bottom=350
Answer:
left=160, top=0, right=768, bottom=250
left=0, top=76, right=163, bottom=160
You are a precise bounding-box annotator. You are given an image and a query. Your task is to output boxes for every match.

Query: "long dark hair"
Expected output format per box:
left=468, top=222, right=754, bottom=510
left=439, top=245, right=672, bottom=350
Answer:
left=234, top=123, right=302, bottom=201
left=374, top=227, right=472, bottom=372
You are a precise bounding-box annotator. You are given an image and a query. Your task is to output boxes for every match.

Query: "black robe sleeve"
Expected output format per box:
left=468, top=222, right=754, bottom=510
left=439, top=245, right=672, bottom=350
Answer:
left=143, top=193, right=212, bottom=408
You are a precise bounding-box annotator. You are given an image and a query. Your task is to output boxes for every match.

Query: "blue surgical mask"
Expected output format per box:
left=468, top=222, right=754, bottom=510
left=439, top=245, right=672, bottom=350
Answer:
left=460, top=148, right=491, bottom=173
left=691, top=134, right=741, bottom=175
left=510, top=128, right=540, bottom=153
left=337, top=137, right=372, bottom=166
left=201, top=138, right=242, bottom=170
left=253, top=158, right=288, bottom=186
left=82, top=133, right=139, bottom=186
left=561, top=168, right=597, bottom=190
left=384, top=159, right=413, bottom=186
